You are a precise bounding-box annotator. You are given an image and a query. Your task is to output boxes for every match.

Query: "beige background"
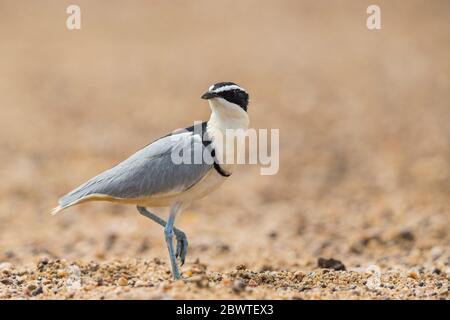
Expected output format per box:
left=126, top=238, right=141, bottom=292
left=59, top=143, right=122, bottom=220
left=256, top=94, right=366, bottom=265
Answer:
left=0, top=1, right=448, bottom=299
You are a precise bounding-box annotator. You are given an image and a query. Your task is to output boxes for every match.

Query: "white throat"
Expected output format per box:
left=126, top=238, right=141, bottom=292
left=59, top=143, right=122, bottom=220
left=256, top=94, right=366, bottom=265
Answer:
left=206, top=98, right=249, bottom=173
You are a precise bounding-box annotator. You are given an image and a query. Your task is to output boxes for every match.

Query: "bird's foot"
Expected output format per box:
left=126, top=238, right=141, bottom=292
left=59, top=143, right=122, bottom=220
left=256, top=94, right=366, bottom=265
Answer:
left=174, top=229, right=188, bottom=266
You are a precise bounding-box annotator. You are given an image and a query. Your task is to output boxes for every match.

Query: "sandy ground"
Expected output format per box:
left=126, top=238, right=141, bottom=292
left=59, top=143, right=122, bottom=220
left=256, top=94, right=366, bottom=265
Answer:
left=0, top=1, right=449, bottom=299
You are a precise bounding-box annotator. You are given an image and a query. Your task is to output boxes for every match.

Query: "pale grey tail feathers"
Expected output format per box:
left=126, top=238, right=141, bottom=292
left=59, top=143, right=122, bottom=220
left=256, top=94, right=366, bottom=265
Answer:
left=51, top=195, right=88, bottom=215
left=51, top=180, right=97, bottom=215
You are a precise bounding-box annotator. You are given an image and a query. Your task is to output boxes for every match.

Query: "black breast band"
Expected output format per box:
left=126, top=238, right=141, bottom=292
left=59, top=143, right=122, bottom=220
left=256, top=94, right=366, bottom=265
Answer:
left=213, top=162, right=231, bottom=177
left=210, top=148, right=231, bottom=177
left=191, top=122, right=231, bottom=178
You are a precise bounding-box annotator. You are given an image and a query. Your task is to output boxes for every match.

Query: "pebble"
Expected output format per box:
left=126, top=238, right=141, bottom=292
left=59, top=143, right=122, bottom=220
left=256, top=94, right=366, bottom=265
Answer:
left=134, top=280, right=146, bottom=287
left=407, top=271, right=420, bottom=280
left=432, top=268, right=441, bottom=275
left=185, top=275, right=209, bottom=288
left=0, top=262, right=13, bottom=271
left=248, top=279, right=258, bottom=287
left=83, top=284, right=95, bottom=291
left=117, top=277, right=128, bottom=286
left=294, top=271, right=305, bottom=281
left=27, top=283, right=37, bottom=291
left=57, top=270, right=68, bottom=278
left=0, top=257, right=445, bottom=299
left=317, top=257, right=346, bottom=271
left=395, top=230, right=415, bottom=242
left=232, top=279, right=246, bottom=293
left=31, top=286, right=43, bottom=296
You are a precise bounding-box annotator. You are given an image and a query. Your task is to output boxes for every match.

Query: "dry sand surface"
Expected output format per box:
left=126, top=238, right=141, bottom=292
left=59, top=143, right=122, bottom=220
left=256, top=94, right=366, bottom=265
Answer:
left=0, top=1, right=449, bottom=299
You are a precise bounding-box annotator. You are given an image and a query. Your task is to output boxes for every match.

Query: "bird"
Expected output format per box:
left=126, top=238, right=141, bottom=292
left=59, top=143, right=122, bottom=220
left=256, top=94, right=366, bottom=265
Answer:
left=52, top=82, right=250, bottom=279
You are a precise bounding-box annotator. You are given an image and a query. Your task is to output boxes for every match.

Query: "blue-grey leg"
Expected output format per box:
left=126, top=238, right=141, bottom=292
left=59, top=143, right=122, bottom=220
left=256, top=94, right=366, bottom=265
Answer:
left=136, top=206, right=188, bottom=265
left=165, top=202, right=182, bottom=279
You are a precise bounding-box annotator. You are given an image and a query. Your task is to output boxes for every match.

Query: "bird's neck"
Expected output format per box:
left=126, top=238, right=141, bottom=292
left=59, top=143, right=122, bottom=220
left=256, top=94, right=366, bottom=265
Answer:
left=206, top=100, right=249, bottom=172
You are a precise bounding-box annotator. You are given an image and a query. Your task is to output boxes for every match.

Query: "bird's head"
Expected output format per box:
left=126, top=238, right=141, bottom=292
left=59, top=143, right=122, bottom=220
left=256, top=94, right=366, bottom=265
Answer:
left=201, top=82, right=249, bottom=112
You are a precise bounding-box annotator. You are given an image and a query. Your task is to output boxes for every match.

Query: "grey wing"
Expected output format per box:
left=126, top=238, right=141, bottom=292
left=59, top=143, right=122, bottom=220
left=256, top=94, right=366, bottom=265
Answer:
left=57, top=131, right=213, bottom=208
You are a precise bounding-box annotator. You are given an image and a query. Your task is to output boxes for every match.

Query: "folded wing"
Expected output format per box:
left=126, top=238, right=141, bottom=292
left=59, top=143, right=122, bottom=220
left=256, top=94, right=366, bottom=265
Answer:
left=54, top=131, right=212, bottom=213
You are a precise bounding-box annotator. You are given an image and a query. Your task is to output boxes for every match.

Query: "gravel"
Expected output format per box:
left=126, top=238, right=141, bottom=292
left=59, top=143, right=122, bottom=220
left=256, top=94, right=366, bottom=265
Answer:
left=0, top=258, right=448, bottom=299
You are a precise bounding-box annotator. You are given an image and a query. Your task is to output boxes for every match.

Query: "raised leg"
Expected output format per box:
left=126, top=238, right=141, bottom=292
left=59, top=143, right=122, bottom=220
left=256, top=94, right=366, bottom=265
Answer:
left=136, top=206, right=188, bottom=265
left=165, top=202, right=182, bottom=280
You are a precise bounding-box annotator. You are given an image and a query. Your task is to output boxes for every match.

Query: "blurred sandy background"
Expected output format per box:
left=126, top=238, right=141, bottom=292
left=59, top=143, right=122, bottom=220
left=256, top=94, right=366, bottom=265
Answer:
left=0, top=1, right=448, bottom=299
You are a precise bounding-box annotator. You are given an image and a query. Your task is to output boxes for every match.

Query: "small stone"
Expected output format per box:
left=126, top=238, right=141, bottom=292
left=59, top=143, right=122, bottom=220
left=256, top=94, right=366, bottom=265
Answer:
left=248, top=279, right=258, bottom=287
left=294, top=271, right=305, bottom=281
left=218, top=244, right=230, bottom=252
left=268, top=231, right=278, bottom=239
left=117, top=277, right=128, bottom=286
left=161, top=283, right=172, bottom=291
left=0, top=262, right=13, bottom=271
left=57, top=270, right=67, bottom=278
left=31, top=286, right=43, bottom=296
left=95, top=251, right=105, bottom=260
left=27, top=283, right=37, bottom=291
left=395, top=230, right=415, bottom=242
left=96, top=277, right=104, bottom=286
left=134, top=280, right=146, bottom=287
left=37, top=257, right=49, bottom=271
left=83, top=284, right=95, bottom=291
left=66, top=292, right=75, bottom=299
left=232, top=279, right=246, bottom=293
left=317, top=257, right=346, bottom=271
left=88, top=262, right=99, bottom=272
left=432, top=268, right=441, bottom=275
left=408, top=271, right=419, bottom=280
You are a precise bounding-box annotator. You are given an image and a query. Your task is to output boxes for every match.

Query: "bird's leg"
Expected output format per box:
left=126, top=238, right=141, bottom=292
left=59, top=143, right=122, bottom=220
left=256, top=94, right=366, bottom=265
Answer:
left=165, top=202, right=182, bottom=280
left=136, top=206, right=188, bottom=265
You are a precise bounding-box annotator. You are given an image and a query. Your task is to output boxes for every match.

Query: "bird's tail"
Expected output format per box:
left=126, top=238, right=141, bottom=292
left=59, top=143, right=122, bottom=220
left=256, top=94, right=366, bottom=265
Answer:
left=51, top=205, right=65, bottom=215
left=51, top=163, right=119, bottom=215
left=50, top=198, right=82, bottom=215
left=51, top=178, right=99, bottom=215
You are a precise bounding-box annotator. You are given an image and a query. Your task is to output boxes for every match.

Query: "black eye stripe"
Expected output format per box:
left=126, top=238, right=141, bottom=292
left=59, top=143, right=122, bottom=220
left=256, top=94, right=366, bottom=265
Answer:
left=216, top=89, right=249, bottom=112
left=207, top=82, right=249, bottom=112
